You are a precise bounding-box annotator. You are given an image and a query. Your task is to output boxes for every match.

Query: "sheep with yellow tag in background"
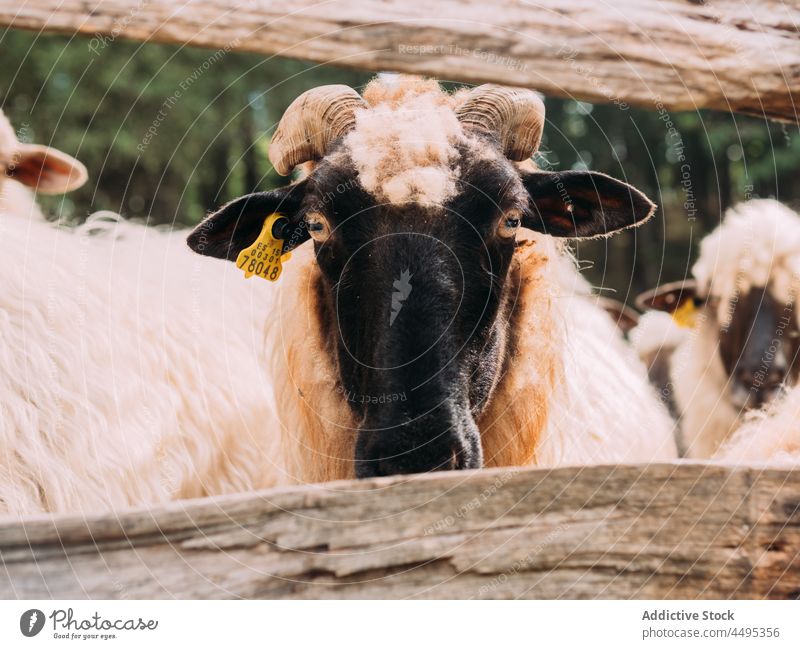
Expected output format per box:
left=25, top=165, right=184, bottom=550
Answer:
left=634, top=199, right=800, bottom=459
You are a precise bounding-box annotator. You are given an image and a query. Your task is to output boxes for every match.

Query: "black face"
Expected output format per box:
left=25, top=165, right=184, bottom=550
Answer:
left=188, top=136, right=655, bottom=478
left=719, top=286, right=800, bottom=410
left=638, top=281, right=800, bottom=411
left=304, top=152, right=525, bottom=477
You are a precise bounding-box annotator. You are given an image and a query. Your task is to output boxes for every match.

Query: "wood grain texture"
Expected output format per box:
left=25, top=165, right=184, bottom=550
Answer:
left=0, top=463, right=798, bottom=599
left=1, top=0, right=799, bottom=121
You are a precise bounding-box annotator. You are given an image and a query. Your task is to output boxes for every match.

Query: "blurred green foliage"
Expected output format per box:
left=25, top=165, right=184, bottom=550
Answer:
left=2, top=28, right=799, bottom=298
left=1, top=29, right=370, bottom=225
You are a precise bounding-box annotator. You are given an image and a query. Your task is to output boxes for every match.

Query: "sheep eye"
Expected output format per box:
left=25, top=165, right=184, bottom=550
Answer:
left=305, top=212, right=330, bottom=242
left=497, top=210, right=523, bottom=239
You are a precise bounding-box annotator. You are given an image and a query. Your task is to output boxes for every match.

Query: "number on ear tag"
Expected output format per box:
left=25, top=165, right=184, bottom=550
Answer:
left=236, top=213, right=290, bottom=282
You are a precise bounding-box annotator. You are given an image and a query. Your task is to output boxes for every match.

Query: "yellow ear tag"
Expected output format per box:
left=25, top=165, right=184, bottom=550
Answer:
left=236, top=213, right=290, bottom=282
left=672, top=298, right=697, bottom=328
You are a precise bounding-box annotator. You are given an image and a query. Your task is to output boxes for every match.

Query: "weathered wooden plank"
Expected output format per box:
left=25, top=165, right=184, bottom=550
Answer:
left=0, top=0, right=798, bottom=121
left=0, top=463, right=797, bottom=599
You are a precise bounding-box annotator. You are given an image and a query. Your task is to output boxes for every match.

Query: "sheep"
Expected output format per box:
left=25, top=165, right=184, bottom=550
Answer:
left=0, top=78, right=677, bottom=515
left=0, top=214, right=294, bottom=516
left=189, top=76, right=677, bottom=482
left=635, top=199, right=800, bottom=458
left=0, top=111, right=286, bottom=515
left=0, top=108, right=87, bottom=220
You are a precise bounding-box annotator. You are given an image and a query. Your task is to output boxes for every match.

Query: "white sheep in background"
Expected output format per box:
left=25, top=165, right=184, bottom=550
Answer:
left=1, top=78, right=677, bottom=515
left=636, top=199, right=800, bottom=459
left=0, top=110, right=286, bottom=516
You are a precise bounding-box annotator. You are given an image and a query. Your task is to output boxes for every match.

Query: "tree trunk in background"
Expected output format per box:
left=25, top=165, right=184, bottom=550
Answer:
left=717, top=152, right=732, bottom=215
left=200, top=139, right=231, bottom=212
left=241, top=108, right=260, bottom=194
left=684, top=133, right=720, bottom=231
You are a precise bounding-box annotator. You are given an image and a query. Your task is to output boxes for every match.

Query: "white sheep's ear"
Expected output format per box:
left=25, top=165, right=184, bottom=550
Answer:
left=6, top=144, right=88, bottom=194
left=520, top=169, right=656, bottom=238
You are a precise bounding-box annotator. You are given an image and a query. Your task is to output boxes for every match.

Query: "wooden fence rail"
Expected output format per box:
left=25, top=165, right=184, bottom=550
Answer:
left=1, top=0, right=799, bottom=121
left=1, top=464, right=798, bottom=599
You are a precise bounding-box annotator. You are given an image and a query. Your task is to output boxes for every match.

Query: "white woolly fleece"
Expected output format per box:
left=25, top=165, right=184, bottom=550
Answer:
left=629, top=310, right=687, bottom=357
left=503, top=235, right=678, bottom=467
left=671, top=317, right=740, bottom=458
left=0, top=109, right=16, bottom=164
left=0, top=180, right=44, bottom=222
left=672, top=199, right=800, bottom=459
left=715, top=382, right=800, bottom=465
left=538, top=269, right=678, bottom=465
left=345, top=77, right=465, bottom=205
left=0, top=212, right=285, bottom=515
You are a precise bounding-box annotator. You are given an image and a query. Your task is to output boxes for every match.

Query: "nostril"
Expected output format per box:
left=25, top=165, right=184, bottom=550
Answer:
left=355, top=458, right=381, bottom=479
left=355, top=416, right=483, bottom=478
left=356, top=442, right=464, bottom=478
left=426, top=451, right=459, bottom=473
left=375, top=450, right=456, bottom=477
left=374, top=458, right=397, bottom=478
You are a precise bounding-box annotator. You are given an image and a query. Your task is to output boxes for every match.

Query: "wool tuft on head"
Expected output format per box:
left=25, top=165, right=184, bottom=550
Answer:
left=693, top=199, right=800, bottom=328
left=353, top=76, right=466, bottom=204
left=269, top=76, right=548, bottom=207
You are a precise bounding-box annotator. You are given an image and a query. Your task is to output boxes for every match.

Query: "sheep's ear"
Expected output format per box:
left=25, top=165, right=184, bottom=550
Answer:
left=635, top=280, right=698, bottom=313
left=520, top=170, right=656, bottom=238
left=596, top=297, right=640, bottom=334
left=7, top=144, right=88, bottom=194
left=187, top=181, right=309, bottom=261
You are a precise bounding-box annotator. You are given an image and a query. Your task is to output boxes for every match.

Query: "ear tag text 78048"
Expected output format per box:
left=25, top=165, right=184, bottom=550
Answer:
left=236, top=213, right=290, bottom=282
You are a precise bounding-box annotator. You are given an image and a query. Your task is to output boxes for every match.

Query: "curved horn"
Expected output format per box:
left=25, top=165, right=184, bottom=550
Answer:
left=268, top=85, right=367, bottom=176
left=455, top=84, right=545, bottom=161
